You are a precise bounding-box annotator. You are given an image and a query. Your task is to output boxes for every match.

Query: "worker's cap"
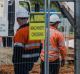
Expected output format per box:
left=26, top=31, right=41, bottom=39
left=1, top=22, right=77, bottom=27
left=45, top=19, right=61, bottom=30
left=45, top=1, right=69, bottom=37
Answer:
left=49, top=14, right=61, bottom=24
left=16, top=7, right=29, bottom=18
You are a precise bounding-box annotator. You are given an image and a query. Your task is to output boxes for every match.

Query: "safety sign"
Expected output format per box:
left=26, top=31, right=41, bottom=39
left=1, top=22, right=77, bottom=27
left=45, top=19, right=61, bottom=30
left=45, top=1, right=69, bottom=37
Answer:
left=29, top=23, right=45, bottom=40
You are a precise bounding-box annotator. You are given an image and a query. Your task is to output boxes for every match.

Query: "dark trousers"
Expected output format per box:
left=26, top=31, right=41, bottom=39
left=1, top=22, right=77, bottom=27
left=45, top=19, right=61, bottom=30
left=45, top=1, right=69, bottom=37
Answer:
left=13, top=62, right=34, bottom=74
left=13, top=56, right=39, bottom=74
left=40, top=59, right=60, bottom=74
left=12, top=47, right=41, bottom=74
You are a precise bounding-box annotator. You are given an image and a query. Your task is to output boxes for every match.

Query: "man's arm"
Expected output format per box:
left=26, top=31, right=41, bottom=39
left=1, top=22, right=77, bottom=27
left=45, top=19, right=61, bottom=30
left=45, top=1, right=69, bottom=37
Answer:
left=58, top=33, right=67, bottom=66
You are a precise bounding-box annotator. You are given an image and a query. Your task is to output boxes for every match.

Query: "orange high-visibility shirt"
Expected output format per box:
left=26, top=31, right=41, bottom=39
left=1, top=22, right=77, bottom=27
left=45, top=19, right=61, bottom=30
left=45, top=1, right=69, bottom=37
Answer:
left=40, top=26, right=66, bottom=62
left=14, top=26, right=41, bottom=50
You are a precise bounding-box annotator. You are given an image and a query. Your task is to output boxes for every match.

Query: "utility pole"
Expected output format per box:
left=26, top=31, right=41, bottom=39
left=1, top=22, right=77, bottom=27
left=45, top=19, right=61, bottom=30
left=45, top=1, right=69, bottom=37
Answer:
left=75, top=0, right=80, bottom=74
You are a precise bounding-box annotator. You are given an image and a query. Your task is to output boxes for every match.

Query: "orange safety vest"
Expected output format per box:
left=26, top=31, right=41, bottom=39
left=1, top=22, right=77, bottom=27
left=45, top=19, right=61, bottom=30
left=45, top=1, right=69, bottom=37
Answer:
left=14, top=26, right=41, bottom=58
left=40, top=26, right=66, bottom=62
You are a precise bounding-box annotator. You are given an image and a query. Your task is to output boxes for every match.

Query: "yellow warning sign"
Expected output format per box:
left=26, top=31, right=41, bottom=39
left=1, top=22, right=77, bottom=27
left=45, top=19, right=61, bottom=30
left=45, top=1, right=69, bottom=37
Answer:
left=29, top=23, right=45, bottom=40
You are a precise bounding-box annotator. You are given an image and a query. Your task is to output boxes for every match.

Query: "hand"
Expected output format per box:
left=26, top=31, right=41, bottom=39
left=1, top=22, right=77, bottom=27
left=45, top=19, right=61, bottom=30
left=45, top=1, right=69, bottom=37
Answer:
left=61, top=59, right=65, bottom=67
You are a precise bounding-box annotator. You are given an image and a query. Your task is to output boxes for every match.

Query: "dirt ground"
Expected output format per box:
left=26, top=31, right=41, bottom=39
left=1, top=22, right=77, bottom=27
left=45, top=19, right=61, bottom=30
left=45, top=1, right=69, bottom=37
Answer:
left=0, top=47, right=13, bottom=65
left=0, top=63, right=74, bottom=74
left=0, top=47, right=74, bottom=74
left=30, top=63, right=74, bottom=74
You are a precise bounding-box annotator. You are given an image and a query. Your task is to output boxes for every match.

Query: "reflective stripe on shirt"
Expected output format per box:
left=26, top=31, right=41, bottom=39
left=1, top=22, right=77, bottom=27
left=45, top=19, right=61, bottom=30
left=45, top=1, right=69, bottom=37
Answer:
left=48, top=41, right=59, bottom=51
left=25, top=43, right=40, bottom=48
left=14, top=43, right=40, bottom=48
left=22, top=53, right=39, bottom=58
left=48, top=54, right=59, bottom=58
left=14, top=43, right=24, bottom=47
left=42, top=47, right=59, bottom=52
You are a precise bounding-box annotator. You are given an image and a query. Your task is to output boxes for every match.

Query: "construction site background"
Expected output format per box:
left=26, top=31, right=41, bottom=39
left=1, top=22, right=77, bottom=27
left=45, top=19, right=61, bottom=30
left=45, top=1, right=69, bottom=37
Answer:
left=0, top=1, right=74, bottom=74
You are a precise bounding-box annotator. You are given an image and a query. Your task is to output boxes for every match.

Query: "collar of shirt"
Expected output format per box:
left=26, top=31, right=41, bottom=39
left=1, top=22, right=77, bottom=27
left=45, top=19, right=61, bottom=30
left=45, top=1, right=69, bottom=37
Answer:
left=50, top=26, right=57, bottom=30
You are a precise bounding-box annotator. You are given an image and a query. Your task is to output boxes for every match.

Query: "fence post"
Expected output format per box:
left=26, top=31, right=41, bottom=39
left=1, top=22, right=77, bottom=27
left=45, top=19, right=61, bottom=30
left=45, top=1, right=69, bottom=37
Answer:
left=75, top=1, right=80, bottom=74
left=44, top=0, right=50, bottom=74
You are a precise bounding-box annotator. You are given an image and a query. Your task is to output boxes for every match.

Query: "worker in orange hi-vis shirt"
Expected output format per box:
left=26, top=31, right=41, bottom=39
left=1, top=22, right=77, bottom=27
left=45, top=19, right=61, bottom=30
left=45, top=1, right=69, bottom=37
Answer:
left=12, top=7, right=42, bottom=74
left=40, top=14, right=66, bottom=74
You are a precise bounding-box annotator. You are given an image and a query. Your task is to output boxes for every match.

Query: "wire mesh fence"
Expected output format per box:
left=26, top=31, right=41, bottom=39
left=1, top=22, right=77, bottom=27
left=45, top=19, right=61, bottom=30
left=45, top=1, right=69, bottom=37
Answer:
left=0, top=17, right=74, bottom=74
left=0, top=1, right=74, bottom=74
